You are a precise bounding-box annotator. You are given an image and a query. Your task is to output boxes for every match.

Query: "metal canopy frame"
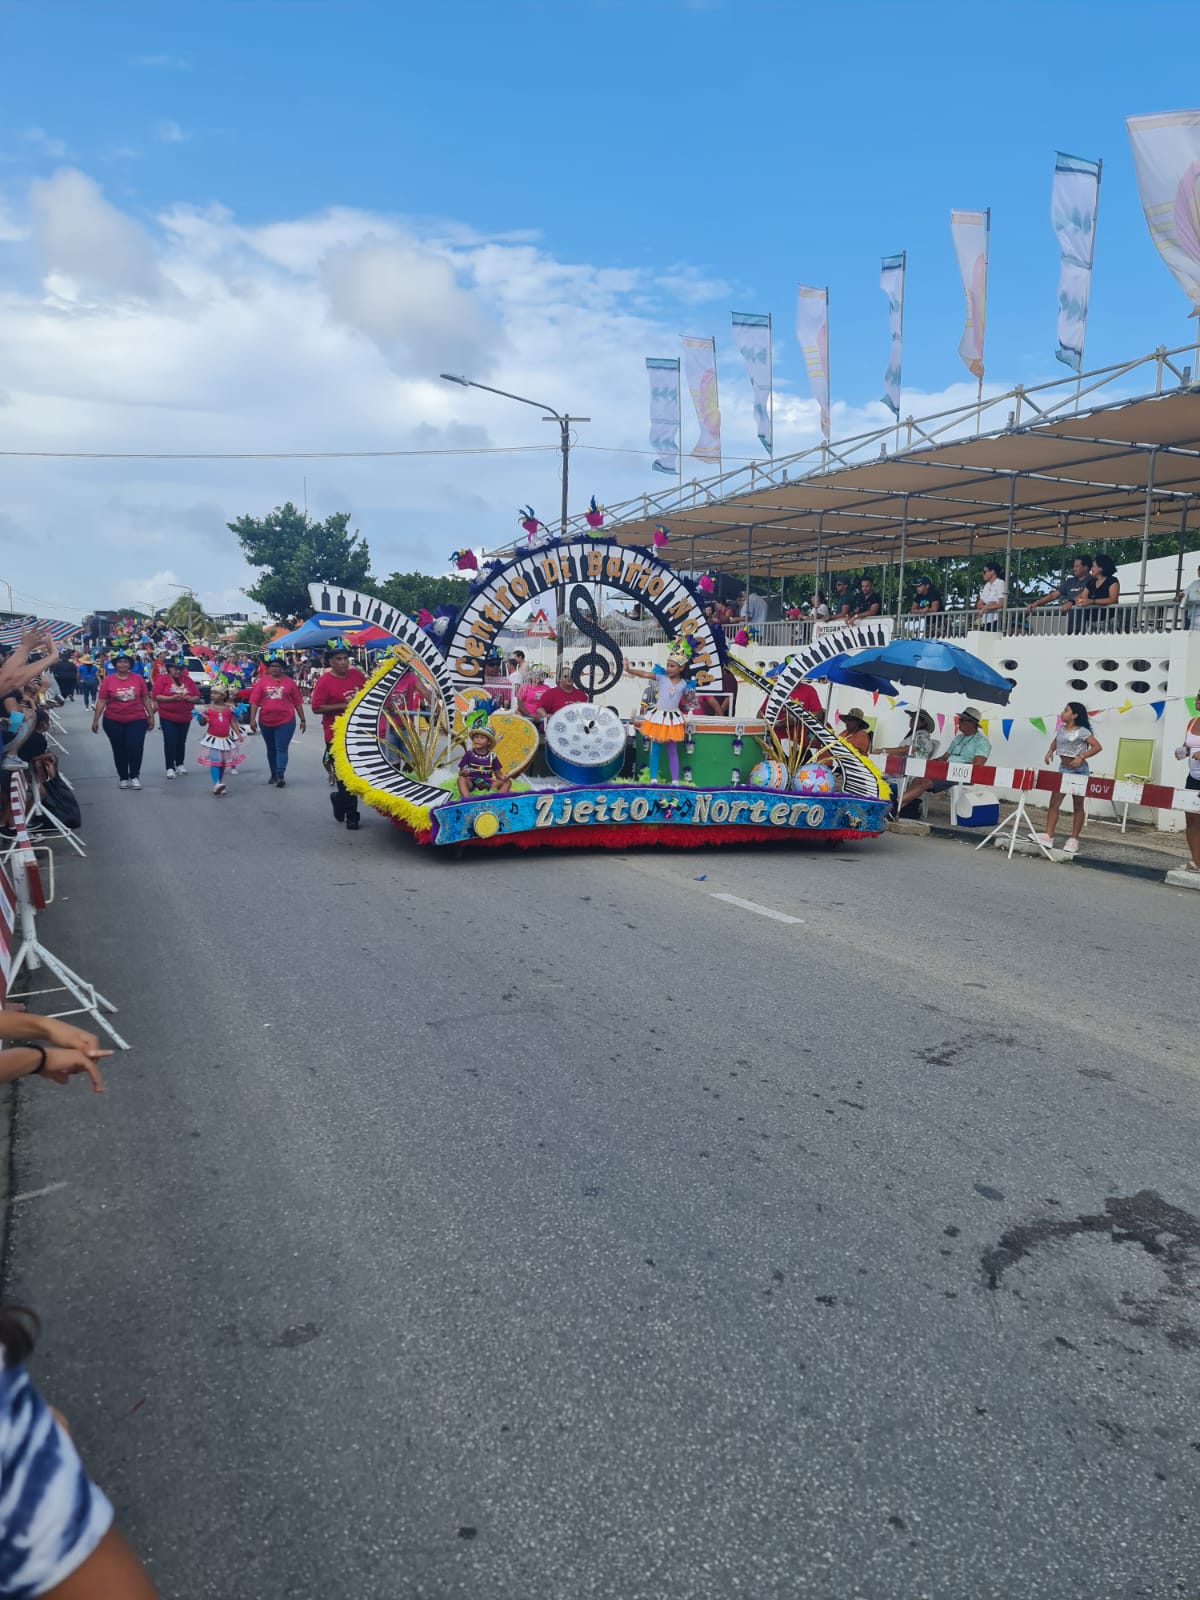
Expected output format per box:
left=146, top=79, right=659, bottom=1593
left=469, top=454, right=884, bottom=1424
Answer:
left=573, top=343, right=1200, bottom=581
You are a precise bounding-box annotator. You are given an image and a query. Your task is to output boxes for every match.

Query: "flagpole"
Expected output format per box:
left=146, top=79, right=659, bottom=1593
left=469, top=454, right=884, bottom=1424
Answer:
left=977, top=211, right=989, bottom=430
left=824, top=287, right=830, bottom=467
left=1075, top=159, right=1102, bottom=414
left=713, top=334, right=723, bottom=477
left=896, top=251, right=906, bottom=455
left=677, top=358, right=683, bottom=500
left=767, top=311, right=774, bottom=459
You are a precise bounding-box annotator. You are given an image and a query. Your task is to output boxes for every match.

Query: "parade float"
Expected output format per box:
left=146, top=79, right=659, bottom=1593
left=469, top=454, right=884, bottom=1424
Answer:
left=313, top=540, right=891, bottom=853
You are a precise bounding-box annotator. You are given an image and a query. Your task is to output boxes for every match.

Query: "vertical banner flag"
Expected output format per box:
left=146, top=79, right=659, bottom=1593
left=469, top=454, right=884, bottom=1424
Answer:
left=879, top=253, right=905, bottom=416
left=1051, top=152, right=1101, bottom=372
left=950, top=209, right=989, bottom=380
left=646, top=357, right=680, bottom=475
left=795, top=285, right=830, bottom=440
left=1126, top=111, right=1200, bottom=306
left=680, top=336, right=722, bottom=462
left=731, top=311, right=772, bottom=454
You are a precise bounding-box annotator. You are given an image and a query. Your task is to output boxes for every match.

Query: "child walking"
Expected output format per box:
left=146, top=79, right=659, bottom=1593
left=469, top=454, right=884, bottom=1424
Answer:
left=196, top=686, right=247, bottom=796
left=624, top=638, right=698, bottom=784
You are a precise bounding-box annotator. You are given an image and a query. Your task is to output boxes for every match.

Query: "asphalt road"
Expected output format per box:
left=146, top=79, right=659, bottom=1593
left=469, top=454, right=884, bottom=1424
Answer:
left=5, top=700, right=1200, bottom=1600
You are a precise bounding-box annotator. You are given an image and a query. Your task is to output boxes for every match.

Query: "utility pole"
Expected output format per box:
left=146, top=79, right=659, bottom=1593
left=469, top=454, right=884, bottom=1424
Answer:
left=440, top=374, right=588, bottom=675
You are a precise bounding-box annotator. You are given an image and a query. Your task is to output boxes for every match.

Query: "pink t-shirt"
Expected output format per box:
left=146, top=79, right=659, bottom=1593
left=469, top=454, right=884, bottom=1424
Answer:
left=248, top=676, right=304, bottom=728
left=518, top=682, right=551, bottom=719
left=202, top=706, right=236, bottom=739
left=97, top=673, right=150, bottom=723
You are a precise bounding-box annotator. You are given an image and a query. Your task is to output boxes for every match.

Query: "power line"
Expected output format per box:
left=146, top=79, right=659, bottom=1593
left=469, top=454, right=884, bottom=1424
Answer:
left=0, top=442, right=765, bottom=464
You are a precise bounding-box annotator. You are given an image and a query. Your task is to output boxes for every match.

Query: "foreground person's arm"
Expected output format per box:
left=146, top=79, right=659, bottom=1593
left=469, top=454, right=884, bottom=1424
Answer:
left=43, top=1527, right=159, bottom=1599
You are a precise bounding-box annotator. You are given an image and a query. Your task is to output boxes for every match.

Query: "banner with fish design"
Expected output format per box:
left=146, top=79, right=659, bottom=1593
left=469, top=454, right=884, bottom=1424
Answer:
left=879, top=254, right=905, bottom=417
left=731, top=311, right=772, bottom=454
left=1051, top=152, right=1101, bottom=372
left=645, top=357, right=681, bottom=475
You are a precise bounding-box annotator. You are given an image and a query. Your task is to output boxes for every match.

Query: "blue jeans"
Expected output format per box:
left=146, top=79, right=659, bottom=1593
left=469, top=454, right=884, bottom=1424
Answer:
left=260, top=719, right=296, bottom=777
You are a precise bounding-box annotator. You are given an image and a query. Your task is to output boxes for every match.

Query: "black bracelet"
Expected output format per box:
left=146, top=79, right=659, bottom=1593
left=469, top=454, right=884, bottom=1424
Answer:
left=15, top=1043, right=47, bottom=1075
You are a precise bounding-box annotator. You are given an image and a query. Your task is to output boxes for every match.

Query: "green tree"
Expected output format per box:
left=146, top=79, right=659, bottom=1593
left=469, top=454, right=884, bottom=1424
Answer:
left=162, top=593, right=212, bottom=635
left=235, top=621, right=268, bottom=647
left=230, top=503, right=373, bottom=621
left=373, top=570, right=470, bottom=617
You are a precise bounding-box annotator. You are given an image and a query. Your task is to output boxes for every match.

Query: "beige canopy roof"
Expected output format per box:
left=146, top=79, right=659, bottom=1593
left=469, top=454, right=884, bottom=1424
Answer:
left=588, top=380, right=1200, bottom=579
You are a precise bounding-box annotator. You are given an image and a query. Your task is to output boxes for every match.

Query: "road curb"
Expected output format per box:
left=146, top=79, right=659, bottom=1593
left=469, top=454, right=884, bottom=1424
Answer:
left=911, top=820, right=1187, bottom=886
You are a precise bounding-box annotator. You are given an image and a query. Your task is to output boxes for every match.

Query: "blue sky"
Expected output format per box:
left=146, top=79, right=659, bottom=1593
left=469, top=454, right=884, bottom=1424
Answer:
left=0, top=0, right=1196, bottom=617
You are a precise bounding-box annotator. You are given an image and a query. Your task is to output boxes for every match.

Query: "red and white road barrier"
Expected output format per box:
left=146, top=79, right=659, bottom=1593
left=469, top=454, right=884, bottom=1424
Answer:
left=2, top=771, right=128, bottom=1047
left=880, top=755, right=1200, bottom=815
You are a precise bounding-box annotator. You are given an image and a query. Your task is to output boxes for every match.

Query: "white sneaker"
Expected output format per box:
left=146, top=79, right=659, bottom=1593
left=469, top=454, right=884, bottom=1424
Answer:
left=1034, top=832, right=1054, bottom=846
left=119, top=779, right=129, bottom=790
left=1063, top=837, right=1080, bottom=855
left=166, top=768, right=176, bottom=780
left=129, top=778, right=142, bottom=790
left=175, top=764, right=187, bottom=776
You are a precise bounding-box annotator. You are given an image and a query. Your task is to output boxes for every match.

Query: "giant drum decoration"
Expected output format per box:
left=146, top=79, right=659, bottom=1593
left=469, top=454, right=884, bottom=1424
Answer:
left=748, top=759, right=790, bottom=791
left=793, top=763, right=835, bottom=794
left=545, top=703, right=627, bottom=785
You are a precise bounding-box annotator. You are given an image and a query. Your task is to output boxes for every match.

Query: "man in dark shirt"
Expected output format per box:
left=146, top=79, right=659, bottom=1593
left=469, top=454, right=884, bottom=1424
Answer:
left=832, top=577, right=854, bottom=619
left=851, top=576, right=882, bottom=622
left=1029, top=554, right=1091, bottom=632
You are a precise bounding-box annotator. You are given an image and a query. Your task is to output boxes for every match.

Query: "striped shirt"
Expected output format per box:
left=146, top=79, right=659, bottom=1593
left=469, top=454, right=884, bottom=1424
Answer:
left=0, top=1363, right=112, bottom=1597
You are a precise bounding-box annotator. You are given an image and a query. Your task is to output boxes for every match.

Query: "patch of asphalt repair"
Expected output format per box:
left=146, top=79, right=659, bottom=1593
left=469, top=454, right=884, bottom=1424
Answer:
left=981, top=1189, right=1200, bottom=1326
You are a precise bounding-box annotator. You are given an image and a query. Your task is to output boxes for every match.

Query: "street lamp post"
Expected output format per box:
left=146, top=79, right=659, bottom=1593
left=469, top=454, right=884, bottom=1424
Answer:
left=440, top=374, right=589, bottom=673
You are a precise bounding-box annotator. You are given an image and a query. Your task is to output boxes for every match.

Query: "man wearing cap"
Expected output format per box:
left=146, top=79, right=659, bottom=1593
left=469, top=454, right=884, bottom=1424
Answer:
left=832, top=577, right=854, bottom=620
left=895, top=707, right=991, bottom=809
left=311, top=642, right=367, bottom=829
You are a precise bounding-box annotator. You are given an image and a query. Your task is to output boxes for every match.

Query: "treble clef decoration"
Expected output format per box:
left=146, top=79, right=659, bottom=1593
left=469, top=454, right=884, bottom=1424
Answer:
left=567, top=584, right=623, bottom=698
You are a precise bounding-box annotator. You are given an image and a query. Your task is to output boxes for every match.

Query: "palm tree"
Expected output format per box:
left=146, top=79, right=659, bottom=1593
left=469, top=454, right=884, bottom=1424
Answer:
left=162, top=593, right=212, bottom=636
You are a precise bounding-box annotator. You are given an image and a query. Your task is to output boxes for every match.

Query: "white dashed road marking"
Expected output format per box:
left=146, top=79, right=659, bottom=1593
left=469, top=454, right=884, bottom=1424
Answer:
left=710, top=893, right=804, bottom=925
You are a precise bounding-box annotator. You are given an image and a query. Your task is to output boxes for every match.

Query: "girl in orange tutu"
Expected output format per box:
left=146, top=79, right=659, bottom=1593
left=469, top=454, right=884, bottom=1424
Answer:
left=624, top=638, right=698, bottom=784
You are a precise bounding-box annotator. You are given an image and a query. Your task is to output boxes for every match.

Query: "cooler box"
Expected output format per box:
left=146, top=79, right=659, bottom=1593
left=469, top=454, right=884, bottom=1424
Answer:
left=633, top=717, right=768, bottom=787
left=951, top=784, right=999, bottom=827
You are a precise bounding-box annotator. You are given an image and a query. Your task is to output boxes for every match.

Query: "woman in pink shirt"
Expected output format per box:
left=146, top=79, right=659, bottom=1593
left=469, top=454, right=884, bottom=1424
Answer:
left=151, top=656, right=200, bottom=779
left=248, top=654, right=307, bottom=787
left=91, top=650, right=155, bottom=789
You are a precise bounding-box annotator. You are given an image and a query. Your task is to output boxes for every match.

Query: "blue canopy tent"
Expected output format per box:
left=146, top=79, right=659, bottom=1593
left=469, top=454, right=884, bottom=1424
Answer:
left=267, top=613, right=363, bottom=650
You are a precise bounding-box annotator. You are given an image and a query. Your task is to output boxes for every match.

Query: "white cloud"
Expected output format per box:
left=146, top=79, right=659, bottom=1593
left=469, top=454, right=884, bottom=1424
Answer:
left=131, top=54, right=190, bottom=69
left=21, top=128, right=68, bottom=160
left=0, top=170, right=1033, bottom=621
left=28, top=168, right=163, bottom=299
left=155, top=120, right=189, bottom=145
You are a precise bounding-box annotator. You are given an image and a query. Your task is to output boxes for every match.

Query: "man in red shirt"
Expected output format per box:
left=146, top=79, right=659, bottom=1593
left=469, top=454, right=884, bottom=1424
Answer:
left=534, top=666, right=588, bottom=722
left=310, top=642, right=367, bottom=829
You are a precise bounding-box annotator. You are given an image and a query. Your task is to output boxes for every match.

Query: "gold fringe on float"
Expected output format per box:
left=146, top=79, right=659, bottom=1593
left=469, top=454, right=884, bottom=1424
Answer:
left=329, top=654, right=435, bottom=833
